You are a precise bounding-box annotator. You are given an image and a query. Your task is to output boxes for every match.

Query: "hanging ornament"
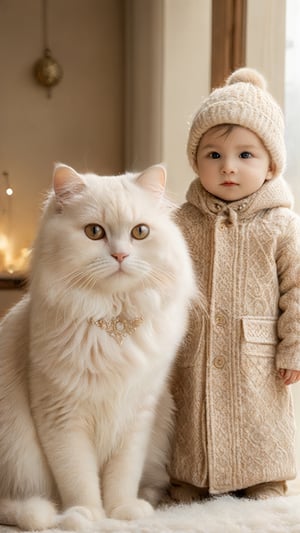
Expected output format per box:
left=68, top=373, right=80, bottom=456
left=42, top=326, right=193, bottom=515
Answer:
left=33, top=0, right=63, bottom=97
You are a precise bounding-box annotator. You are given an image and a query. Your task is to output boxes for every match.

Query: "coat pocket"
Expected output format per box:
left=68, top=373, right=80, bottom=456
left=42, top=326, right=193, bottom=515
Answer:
left=241, top=316, right=278, bottom=358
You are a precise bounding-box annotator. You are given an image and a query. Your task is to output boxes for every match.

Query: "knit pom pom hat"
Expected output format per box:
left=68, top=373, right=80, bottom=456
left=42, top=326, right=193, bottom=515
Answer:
left=187, top=67, right=286, bottom=178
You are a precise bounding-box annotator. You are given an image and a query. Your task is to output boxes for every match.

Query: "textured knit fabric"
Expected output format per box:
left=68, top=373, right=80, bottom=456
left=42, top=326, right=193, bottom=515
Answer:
left=169, top=176, right=300, bottom=494
left=187, top=68, right=286, bottom=178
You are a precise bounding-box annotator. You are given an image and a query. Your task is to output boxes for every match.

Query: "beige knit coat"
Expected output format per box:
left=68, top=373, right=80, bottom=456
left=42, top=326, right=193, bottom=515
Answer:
left=170, top=176, right=300, bottom=494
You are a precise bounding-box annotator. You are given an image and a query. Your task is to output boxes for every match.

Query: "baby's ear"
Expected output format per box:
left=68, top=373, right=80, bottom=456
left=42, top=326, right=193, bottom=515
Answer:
left=53, top=163, right=86, bottom=202
left=135, top=164, right=166, bottom=199
left=265, top=162, right=276, bottom=181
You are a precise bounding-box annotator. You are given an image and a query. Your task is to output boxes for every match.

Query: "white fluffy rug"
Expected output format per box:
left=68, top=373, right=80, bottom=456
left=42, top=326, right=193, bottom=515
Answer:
left=0, top=480, right=299, bottom=533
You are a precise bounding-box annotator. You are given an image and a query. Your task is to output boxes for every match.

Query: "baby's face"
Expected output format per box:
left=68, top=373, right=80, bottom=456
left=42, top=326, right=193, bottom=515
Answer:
left=196, top=125, right=274, bottom=202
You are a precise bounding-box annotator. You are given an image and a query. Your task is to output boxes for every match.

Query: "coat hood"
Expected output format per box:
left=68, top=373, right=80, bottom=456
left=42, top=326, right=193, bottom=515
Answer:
left=186, top=176, right=294, bottom=220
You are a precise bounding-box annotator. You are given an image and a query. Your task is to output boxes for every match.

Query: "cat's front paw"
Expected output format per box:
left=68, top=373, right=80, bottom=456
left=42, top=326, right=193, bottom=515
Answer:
left=109, top=498, right=154, bottom=520
left=59, top=505, right=105, bottom=531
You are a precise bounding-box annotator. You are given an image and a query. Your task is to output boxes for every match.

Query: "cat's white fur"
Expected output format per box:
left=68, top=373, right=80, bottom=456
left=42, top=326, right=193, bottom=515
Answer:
left=0, top=164, right=196, bottom=531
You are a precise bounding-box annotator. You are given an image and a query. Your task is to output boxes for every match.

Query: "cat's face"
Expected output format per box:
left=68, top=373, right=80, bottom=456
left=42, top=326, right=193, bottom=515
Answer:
left=39, top=165, right=175, bottom=295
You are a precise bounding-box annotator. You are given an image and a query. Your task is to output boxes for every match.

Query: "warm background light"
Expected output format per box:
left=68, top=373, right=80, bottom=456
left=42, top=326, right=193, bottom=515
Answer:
left=0, top=233, right=30, bottom=275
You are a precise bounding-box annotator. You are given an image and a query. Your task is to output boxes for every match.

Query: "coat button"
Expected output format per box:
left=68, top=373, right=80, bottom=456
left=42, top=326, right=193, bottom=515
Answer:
left=213, top=356, right=225, bottom=369
left=220, top=220, right=233, bottom=229
left=215, top=313, right=227, bottom=327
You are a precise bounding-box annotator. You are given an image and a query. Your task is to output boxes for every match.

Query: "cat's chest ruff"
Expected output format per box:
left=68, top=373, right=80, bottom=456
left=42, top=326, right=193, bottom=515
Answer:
left=88, top=314, right=144, bottom=345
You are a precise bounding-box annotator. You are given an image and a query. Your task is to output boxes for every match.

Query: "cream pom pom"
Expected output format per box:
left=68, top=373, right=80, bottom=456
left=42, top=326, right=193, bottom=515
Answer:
left=226, top=67, right=267, bottom=90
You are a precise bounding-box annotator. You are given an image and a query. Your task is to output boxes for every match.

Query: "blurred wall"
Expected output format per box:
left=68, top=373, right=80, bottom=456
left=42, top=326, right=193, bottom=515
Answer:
left=125, top=0, right=211, bottom=203
left=0, top=0, right=124, bottom=265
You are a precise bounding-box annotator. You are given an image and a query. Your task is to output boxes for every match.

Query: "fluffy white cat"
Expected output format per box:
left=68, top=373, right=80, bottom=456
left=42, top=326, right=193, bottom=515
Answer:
left=0, top=164, right=196, bottom=531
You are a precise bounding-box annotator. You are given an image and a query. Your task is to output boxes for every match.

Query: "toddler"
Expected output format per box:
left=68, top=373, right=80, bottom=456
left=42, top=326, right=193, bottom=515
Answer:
left=169, top=68, right=300, bottom=501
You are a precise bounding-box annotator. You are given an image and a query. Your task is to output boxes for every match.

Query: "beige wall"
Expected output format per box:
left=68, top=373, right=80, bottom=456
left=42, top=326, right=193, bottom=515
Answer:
left=0, top=0, right=124, bottom=271
left=125, top=0, right=211, bottom=203
left=162, top=0, right=211, bottom=202
left=125, top=0, right=163, bottom=171
left=246, top=0, right=286, bottom=106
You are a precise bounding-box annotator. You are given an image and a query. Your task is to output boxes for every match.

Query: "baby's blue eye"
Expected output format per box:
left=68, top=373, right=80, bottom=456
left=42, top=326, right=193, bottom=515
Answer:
left=209, top=152, right=220, bottom=159
left=240, top=151, right=252, bottom=159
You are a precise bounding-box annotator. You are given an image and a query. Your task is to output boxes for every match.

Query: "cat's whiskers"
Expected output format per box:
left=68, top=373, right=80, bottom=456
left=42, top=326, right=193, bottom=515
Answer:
left=88, top=258, right=118, bottom=277
left=73, top=276, right=96, bottom=293
left=148, top=265, right=176, bottom=287
left=51, top=265, right=100, bottom=292
left=52, top=271, right=87, bottom=293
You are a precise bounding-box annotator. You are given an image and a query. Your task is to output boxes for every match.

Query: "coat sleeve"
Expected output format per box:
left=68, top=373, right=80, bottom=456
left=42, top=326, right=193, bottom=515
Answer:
left=276, top=214, right=300, bottom=370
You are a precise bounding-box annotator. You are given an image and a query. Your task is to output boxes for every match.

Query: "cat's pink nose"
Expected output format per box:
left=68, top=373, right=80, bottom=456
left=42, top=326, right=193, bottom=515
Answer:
left=111, top=252, right=129, bottom=263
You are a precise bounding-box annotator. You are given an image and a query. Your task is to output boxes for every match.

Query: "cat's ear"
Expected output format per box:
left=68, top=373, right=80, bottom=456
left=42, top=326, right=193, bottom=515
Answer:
left=53, top=163, right=86, bottom=202
left=135, top=165, right=166, bottom=199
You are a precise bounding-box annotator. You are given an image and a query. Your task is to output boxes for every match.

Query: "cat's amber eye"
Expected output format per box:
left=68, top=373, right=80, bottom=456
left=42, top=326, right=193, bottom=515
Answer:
left=84, top=224, right=105, bottom=240
left=131, top=224, right=150, bottom=240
